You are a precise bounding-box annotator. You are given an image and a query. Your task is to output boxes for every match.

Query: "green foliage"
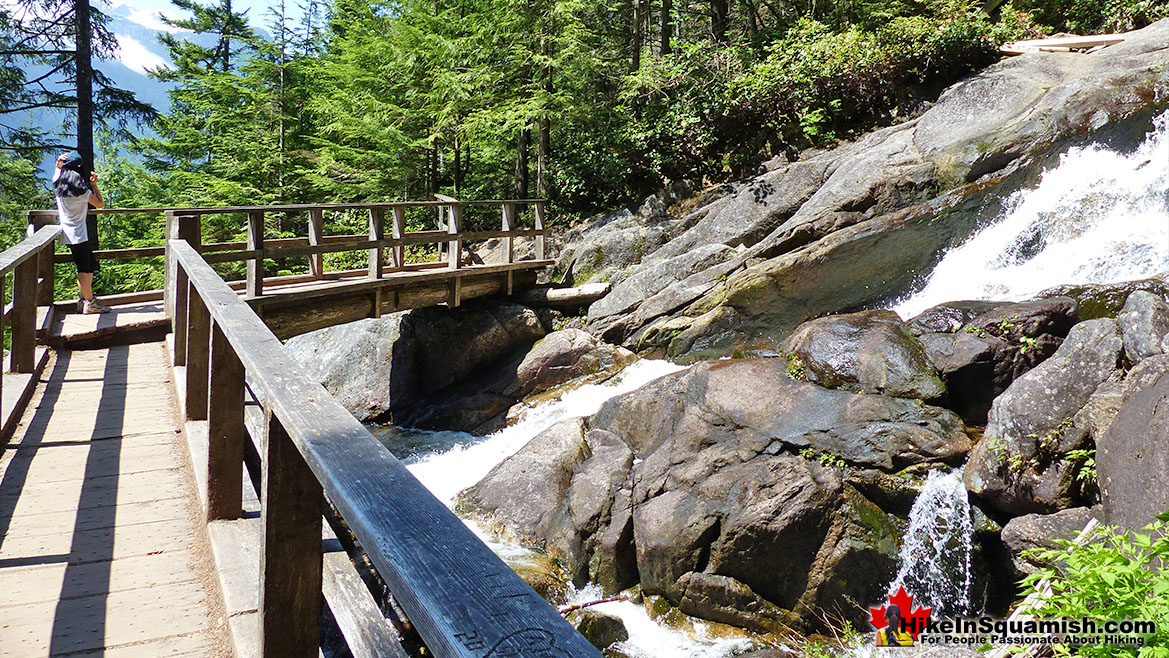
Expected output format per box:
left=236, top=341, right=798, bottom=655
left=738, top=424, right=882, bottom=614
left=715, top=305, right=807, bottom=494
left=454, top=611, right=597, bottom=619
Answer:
left=1064, top=448, right=1097, bottom=483
left=1022, top=512, right=1169, bottom=657
left=1012, top=0, right=1169, bottom=34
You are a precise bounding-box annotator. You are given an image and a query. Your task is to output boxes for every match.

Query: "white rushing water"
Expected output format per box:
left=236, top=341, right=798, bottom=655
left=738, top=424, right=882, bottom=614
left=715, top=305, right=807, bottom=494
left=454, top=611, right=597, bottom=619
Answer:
left=895, top=112, right=1169, bottom=318
left=387, top=359, right=751, bottom=657
left=888, top=470, right=974, bottom=618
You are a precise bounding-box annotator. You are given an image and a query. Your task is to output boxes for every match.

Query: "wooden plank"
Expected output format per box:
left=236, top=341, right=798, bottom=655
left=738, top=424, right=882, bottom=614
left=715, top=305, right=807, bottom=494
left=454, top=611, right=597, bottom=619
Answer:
left=369, top=208, right=385, bottom=280
left=170, top=240, right=601, bottom=658
left=185, top=291, right=210, bottom=422
left=309, top=208, right=325, bottom=277
left=174, top=267, right=189, bottom=366
left=52, top=245, right=166, bottom=263
left=164, top=213, right=200, bottom=318
left=501, top=203, right=516, bottom=264
left=9, top=259, right=36, bottom=373
left=534, top=200, right=547, bottom=260
left=259, top=411, right=322, bottom=658
left=391, top=207, right=406, bottom=268
left=207, top=322, right=244, bottom=521
left=35, top=240, right=54, bottom=305
left=246, top=211, right=264, bottom=298
left=0, top=547, right=200, bottom=608
left=448, top=203, right=462, bottom=271
left=1001, top=34, right=1123, bottom=55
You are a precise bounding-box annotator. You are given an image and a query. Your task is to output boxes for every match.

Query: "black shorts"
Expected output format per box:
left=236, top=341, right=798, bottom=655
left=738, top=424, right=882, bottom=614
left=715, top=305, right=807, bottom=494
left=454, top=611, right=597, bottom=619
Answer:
left=68, top=239, right=100, bottom=274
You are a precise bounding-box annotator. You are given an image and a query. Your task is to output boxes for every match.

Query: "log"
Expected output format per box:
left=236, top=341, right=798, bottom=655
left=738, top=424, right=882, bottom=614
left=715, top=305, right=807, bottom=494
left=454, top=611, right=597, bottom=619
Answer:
left=516, top=282, right=611, bottom=309
left=1001, top=34, right=1123, bottom=55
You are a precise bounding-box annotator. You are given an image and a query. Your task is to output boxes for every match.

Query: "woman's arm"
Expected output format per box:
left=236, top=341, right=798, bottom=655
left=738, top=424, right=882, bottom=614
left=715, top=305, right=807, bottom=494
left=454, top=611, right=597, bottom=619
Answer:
left=88, top=172, right=105, bottom=209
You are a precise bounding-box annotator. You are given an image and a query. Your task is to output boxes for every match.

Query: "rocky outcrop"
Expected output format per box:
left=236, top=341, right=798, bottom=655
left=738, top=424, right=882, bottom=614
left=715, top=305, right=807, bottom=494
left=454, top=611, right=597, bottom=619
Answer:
left=783, top=310, right=944, bottom=399
left=1000, top=507, right=1098, bottom=577
left=1117, top=290, right=1169, bottom=363
left=916, top=298, right=1079, bottom=424
left=552, top=196, right=676, bottom=286
left=581, top=21, right=1169, bottom=356
left=1038, top=276, right=1169, bottom=320
left=964, top=319, right=1125, bottom=515
left=459, top=358, right=970, bottom=631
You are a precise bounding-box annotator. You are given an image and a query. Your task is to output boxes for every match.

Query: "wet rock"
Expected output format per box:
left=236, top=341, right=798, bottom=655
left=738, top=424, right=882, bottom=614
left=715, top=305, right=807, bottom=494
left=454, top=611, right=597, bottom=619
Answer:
left=1120, top=354, right=1169, bottom=400
left=1098, top=371, right=1169, bottom=530
left=512, top=329, right=637, bottom=398
left=1117, top=290, right=1169, bottom=363
left=1038, top=276, right=1169, bottom=320
left=506, top=549, right=572, bottom=605
left=782, top=309, right=944, bottom=399
left=1000, top=507, right=1098, bottom=577
left=906, top=300, right=1004, bottom=335
left=587, top=244, right=735, bottom=324
left=567, top=609, right=629, bottom=650
left=918, top=298, right=1078, bottom=424
left=965, top=319, right=1124, bottom=515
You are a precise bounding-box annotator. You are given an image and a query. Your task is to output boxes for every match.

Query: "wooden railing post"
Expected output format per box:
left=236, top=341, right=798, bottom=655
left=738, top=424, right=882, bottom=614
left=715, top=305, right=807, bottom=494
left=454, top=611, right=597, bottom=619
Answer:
left=260, top=411, right=322, bottom=658
left=308, top=208, right=324, bottom=279
left=502, top=203, right=516, bottom=295
left=35, top=241, right=54, bottom=306
left=185, top=288, right=210, bottom=422
left=391, top=207, right=406, bottom=269
left=9, top=258, right=37, bottom=373
left=165, top=213, right=201, bottom=318
left=207, top=321, right=244, bottom=521
left=173, top=264, right=190, bottom=366
left=0, top=272, right=6, bottom=404
left=368, top=208, right=384, bottom=280
left=246, top=211, right=264, bottom=298
left=534, top=200, right=546, bottom=260
left=448, top=203, right=462, bottom=307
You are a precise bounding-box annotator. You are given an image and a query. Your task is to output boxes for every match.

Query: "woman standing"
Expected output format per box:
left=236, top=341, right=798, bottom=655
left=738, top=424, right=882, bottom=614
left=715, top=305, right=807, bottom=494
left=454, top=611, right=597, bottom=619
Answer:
left=53, top=151, right=111, bottom=314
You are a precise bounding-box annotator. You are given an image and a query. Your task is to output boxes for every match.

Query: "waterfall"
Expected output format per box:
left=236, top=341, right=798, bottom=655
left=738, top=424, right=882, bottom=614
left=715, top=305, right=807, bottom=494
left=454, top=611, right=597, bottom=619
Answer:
left=889, top=470, right=974, bottom=618
left=895, top=112, right=1169, bottom=319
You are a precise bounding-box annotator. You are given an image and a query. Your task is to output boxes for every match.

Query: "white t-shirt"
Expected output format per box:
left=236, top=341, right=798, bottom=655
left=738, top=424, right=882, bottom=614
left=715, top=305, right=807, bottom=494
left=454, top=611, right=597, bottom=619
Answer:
left=52, top=169, right=92, bottom=245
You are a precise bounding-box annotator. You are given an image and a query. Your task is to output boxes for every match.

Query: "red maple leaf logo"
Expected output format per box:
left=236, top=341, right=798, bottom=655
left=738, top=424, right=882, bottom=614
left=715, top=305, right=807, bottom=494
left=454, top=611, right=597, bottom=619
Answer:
left=869, top=586, right=932, bottom=641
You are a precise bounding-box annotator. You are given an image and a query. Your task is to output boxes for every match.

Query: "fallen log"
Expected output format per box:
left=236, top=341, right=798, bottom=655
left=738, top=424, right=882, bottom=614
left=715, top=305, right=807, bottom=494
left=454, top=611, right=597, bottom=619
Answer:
left=1001, top=34, right=1124, bottom=55
left=516, top=282, right=611, bottom=309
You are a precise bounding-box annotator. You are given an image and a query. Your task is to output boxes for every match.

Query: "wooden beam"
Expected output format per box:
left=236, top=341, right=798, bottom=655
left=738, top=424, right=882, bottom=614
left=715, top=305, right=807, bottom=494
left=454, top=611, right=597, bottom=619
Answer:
left=173, top=267, right=189, bottom=367
left=368, top=208, right=384, bottom=280
left=35, top=239, right=55, bottom=306
left=185, top=290, right=210, bottom=422
left=207, top=322, right=245, bottom=521
left=391, top=207, right=406, bottom=269
left=501, top=203, right=515, bottom=265
left=1001, top=34, right=1123, bottom=55
left=9, top=259, right=36, bottom=373
left=246, top=211, right=264, bottom=299
left=447, top=203, right=462, bottom=271
left=308, top=208, right=324, bottom=278
left=259, top=411, right=323, bottom=658
left=534, top=201, right=547, bottom=260
left=164, top=213, right=200, bottom=318
left=0, top=226, right=60, bottom=276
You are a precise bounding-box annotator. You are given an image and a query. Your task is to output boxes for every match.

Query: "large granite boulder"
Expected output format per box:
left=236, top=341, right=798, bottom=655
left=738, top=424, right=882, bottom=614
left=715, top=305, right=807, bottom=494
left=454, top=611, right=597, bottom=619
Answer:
left=782, top=309, right=944, bottom=400
left=284, top=300, right=546, bottom=424
left=1098, top=369, right=1169, bottom=530
left=552, top=196, right=676, bottom=286
left=1038, top=276, right=1169, bottom=320
left=917, top=298, right=1079, bottom=424
left=1117, top=290, right=1169, bottom=363
left=964, top=319, right=1125, bottom=514
left=1000, top=507, right=1098, bottom=578
left=459, top=358, right=970, bottom=631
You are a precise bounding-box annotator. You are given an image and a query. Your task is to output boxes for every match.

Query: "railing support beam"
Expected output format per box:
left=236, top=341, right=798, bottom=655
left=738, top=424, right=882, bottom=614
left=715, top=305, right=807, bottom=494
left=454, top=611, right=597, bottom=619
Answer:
left=246, top=211, right=265, bottom=298
left=207, top=321, right=244, bottom=521
left=9, top=259, right=37, bottom=373
left=185, top=288, right=210, bottom=421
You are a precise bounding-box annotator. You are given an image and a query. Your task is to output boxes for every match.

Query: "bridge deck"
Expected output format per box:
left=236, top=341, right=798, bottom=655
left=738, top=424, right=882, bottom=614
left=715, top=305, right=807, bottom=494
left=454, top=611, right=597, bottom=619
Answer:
left=0, top=343, right=232, bottom=657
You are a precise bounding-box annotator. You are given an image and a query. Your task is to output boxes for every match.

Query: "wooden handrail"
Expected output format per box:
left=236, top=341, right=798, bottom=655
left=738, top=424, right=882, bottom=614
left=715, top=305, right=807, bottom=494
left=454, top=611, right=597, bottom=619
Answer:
left=26, top=199, right=549, bottom=218
left=170, top=238, right=598, bottom=658
left=0, top=226, right=60, bottom=411
left=1, top=226, right=60, bottom=275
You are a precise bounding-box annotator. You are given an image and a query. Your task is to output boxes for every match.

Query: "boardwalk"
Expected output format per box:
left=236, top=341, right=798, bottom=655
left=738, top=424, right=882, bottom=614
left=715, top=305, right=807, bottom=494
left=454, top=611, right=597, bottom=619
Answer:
left=0, top=342, right=232, bottom=657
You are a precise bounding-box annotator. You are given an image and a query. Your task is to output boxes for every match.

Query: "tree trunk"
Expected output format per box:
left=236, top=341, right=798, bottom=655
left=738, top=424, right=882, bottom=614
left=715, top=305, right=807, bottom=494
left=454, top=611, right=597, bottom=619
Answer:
left=222, top=0, right=233, bottom=71
left=742, top=0, right=758, bottom=38
left=537, top=23, right=552, bottom=198
left=711, top=0, right=729, bottom=42
left=661, top=0, right=674, bottom=54
left=75, top=0, right=94, bottom=167
left=631, top=0, right=642, bottom=72
left=515, top=128, right=530, bottom=200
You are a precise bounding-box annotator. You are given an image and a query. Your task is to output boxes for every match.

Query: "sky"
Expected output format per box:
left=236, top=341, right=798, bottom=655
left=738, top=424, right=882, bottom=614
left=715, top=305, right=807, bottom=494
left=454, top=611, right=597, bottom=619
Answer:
left=107, top=0, right=303, bottom=32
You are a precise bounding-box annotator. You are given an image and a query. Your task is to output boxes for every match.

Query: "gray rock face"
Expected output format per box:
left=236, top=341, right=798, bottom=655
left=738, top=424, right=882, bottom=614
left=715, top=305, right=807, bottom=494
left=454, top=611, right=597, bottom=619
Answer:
left=460, top=358, right=969, bottom=631
left=578, top=21, right=1169, bottom=354
left=587, top=244, right=735, bottom=324
left=964, top=319, right=1125, bottom=514
left=907, top=300, right=1004, bottom=335
left=1038, top=276, right=1169, bottom=320
left=567, top=609, right=628, bottom=650
left=783, top=309, right=944, bottom=399
left=553, top=196, right=675, bottom=286
left=1099, top=369, right=1169, bottom=530
left=512, top=329, right=634, bottom=398
left=1117, top=290, right=1169, bottom=363
left=918, top=298, right=1079, bottom=424
left=1000, top=507, right=1098, bottom=577
left=284, top=301, right=545, bottom=424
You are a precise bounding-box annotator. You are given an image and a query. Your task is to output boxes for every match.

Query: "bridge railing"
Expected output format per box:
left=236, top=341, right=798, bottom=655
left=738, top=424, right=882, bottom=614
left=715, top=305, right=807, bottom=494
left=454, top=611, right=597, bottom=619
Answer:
left=26, top=198, right=548, bottom=308
left=0, top=225, right=59, bottom=437
left=170, top=238, right=599, bottom=658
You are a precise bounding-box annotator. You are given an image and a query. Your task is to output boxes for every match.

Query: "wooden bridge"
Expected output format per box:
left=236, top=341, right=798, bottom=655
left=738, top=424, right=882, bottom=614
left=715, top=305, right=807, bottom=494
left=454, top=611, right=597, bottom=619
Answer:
left=0, top=199, right=604, bottom=657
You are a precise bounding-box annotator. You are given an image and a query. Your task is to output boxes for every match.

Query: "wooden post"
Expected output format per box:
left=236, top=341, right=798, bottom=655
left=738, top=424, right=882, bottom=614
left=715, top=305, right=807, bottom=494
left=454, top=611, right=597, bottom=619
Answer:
left=207, top=322, right=244, bottom=521
left=534, top=201, right=546, bottom=260
left=246, top=211, right=264, bottom=298
left=308, top=209, right=324, bottom=279
left=447, top=203, right=462, bottom=270
left=185, top=289, right=210, bottom=422
left=391, top=207, right=406, bottom=269
left=260, top=411, right=322, bottom=658
left=173, top=266, right=189, bottom=367
left=9, top=259, right=36, bottom=373
left=35, top=241, right=54, bottom=306
left=165, top=213, right=201, bottom=318
left=502, top=203, right=515, bottom=295
left=0, top=272, right=5, bottom=405
left=368, top=208, right=384, bottom=280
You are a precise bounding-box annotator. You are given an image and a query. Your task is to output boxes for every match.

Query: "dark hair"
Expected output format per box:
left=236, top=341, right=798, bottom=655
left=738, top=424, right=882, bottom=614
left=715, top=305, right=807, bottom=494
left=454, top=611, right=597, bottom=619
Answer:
left=885, top=605, right=902, bottom=626
left=54, top=166, right=90, bottom=198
